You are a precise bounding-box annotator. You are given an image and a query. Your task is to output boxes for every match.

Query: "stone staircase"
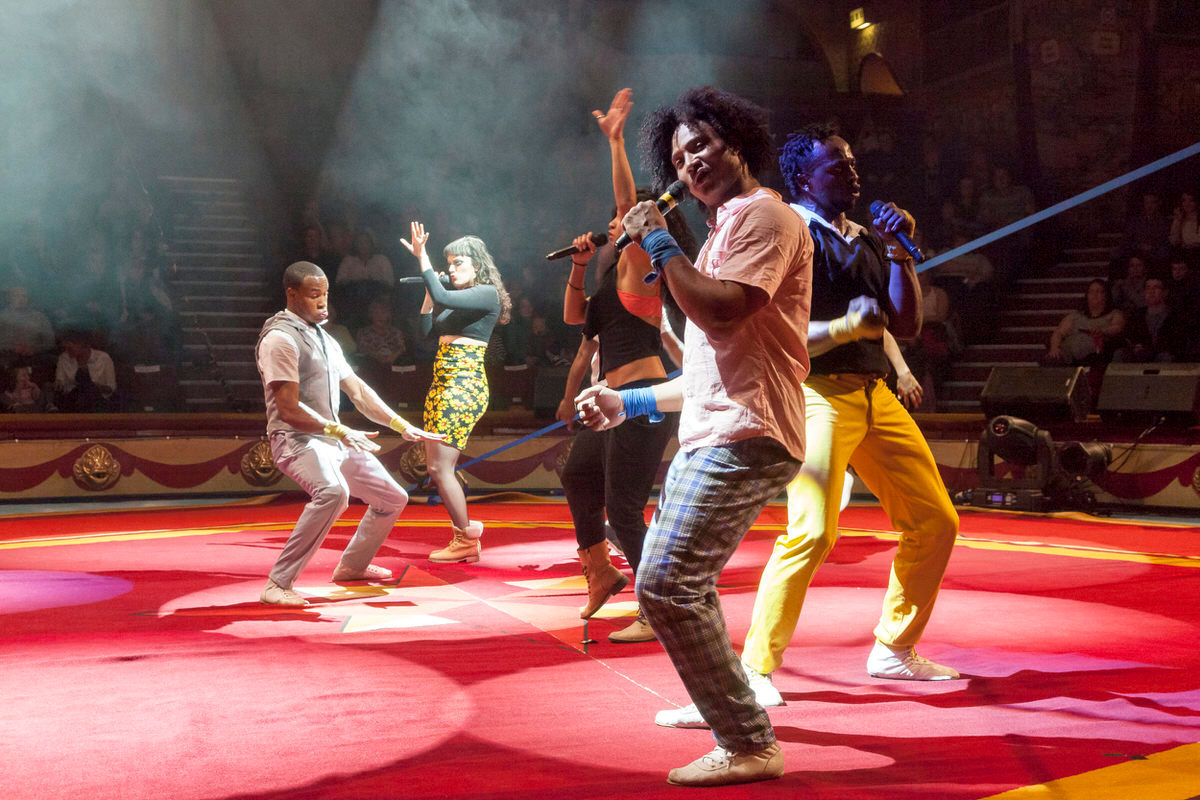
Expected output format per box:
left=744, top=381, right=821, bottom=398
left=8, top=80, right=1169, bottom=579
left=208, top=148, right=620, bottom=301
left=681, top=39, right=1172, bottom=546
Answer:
left=160, top=175, right=273, bottom=413
left=938, top=237, right=1117, bottom=413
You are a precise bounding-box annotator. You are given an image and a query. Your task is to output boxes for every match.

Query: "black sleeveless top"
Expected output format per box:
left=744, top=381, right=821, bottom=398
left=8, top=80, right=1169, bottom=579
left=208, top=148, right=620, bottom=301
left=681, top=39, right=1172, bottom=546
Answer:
left=582, top=266, right=662, bottom=379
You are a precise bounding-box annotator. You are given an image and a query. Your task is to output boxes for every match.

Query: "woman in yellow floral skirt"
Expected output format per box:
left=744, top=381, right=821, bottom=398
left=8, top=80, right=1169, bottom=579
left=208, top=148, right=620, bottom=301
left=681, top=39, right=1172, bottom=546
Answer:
left=401, top=222, right=510, bottom=562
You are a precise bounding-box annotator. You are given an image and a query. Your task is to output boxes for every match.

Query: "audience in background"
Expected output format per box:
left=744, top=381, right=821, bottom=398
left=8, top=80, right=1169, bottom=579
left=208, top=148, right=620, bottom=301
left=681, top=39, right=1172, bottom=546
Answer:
left=1111, top=254, right=1149, bottom=314
left=54, top=331, right=117, bottom=413
left=1044, top=279, right=1125, bottom=367
left=1113, top=277, right=1186, bottom=363
left=1119, top=191, right=1171, bottom=263
left=355, top=296, right=411, bottom=368
left=2, top=365, right=45, bottom=413
left=1166, top=253, right=1200, bottom=312
left=0, top=287, right=57, bottom=370
left=1169, top=190, right=1200, bottom=264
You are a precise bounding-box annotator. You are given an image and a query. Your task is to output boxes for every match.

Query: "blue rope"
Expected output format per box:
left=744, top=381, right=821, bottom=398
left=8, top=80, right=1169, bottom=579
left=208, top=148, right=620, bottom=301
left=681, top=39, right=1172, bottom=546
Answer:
left=917, top=141, right=1200, bottom=273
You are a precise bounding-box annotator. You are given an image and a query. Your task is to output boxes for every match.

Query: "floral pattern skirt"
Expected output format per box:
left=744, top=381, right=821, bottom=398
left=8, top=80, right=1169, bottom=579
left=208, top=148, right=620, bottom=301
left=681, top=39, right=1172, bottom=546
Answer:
left=423, top=342, right=489, bottom=451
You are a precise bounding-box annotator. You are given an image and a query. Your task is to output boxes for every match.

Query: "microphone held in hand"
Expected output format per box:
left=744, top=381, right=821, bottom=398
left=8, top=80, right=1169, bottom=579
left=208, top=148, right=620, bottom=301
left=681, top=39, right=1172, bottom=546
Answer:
left=615, top=180, right=688, bottom=251
left=397, top=273, right=451, bottom=285
left=545, top=232, right=608, bottom=261
left=869, top=201, right=924, bottom=263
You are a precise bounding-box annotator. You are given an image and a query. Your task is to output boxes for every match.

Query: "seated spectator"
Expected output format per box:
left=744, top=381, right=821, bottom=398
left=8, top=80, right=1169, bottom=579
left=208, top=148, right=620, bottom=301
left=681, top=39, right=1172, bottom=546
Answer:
left=335, top=229, right=394, bottom=328
left=1169, top=190, right=1200, bottom=264
left=1114, top=277, right=1186, bottom=363
left=979, top=165, right=1036, bottom=283
left=2, top=365, right=46, bottom=413
left=355, top=296, right=411, bottom=367
left=54, top=331, right=117, bottom=413
left=1166, top=252, right=1200, bottom=312
left=927, top=231, right=992, bottom=342
left=900, top=270, right=960, bottom=406
left=529, top=315, right=571, bottom=367
left=1044, top=279, right=1125, bottom=367
left=58, top=230, right=120, bottom=341
left=0, top=286, right=57, bottom=369
left=113, top=254, right=181, bottom=366
left=1119, top=191, right=1171, bottom=263
left=1111, top=254, right=1149, bottom=314
left=323, top=303, right=358, bottom=363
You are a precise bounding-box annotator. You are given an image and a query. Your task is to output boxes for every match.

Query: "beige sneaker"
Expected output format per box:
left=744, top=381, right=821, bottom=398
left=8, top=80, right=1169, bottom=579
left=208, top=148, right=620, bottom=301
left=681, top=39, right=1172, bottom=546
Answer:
left=667, top=743, right=783, bottom=787
left=867, top=641, right=960, bottom=680
left=608, top=612, right=655, bottom=643
left=260, top=579, right=308, bottom=607
left=429, top=526, right=481, bottom=563
left=331, top=563, right=393, bottom=582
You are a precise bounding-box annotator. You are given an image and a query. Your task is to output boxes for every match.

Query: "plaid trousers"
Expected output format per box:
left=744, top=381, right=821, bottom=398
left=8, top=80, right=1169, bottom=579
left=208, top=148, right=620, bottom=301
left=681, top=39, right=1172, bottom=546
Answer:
left=636, top=436, right=800, bottom=752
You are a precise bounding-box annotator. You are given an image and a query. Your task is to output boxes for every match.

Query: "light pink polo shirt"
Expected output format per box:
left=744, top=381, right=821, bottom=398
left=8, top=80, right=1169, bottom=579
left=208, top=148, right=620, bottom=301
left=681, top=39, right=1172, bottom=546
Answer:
left=678, top=188, right=813, bottom=461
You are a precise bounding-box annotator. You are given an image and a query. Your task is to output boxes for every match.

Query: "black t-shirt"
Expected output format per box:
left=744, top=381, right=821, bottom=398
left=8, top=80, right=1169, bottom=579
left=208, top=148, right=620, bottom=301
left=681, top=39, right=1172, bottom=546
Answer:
left=806, top=214, right=891, bottom=376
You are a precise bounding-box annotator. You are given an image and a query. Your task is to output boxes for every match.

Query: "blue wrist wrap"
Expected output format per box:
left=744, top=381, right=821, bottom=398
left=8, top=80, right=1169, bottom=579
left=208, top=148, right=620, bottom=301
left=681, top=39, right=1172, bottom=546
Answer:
left=618, top=385, right=664, bottom=423
left=640, top=228, right=684, bottom=286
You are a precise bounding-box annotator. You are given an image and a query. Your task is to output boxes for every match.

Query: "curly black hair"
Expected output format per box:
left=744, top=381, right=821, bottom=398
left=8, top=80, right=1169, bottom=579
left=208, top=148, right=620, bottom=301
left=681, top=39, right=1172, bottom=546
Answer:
left=779, top=122, right=840, bottom=200
left=637, top=87, right=772, bottom=197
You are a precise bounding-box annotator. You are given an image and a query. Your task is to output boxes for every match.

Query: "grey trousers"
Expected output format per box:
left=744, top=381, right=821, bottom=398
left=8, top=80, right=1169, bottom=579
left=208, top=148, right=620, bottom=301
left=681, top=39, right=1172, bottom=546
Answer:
left=268, top=431, right=409, bottom=588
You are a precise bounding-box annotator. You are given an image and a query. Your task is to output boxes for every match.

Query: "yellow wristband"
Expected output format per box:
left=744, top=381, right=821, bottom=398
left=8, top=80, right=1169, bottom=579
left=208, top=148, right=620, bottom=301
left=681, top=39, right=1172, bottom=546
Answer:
left=828, top=315, right=855, bottom=344
left=388, top=416, right=408, bottom=435
left=323, top=421, right=350, bottom=439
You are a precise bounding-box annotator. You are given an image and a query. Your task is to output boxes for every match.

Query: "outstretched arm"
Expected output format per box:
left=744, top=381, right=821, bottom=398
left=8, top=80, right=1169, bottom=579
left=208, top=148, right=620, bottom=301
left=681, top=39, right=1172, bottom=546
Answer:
left=594, top=88, right=637, bottom=219
left=340, top=372, right=444, bottom=442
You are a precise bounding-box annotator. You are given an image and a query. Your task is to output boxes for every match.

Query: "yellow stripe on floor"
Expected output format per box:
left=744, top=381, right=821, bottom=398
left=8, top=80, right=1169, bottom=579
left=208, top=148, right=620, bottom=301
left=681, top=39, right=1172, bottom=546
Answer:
left=976, top=743, right=1200, bottom=799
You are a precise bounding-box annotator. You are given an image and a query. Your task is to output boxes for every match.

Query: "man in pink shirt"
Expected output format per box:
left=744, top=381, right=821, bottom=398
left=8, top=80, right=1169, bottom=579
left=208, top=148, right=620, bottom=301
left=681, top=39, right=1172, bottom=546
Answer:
left=577, top=87, right=812, bottom=787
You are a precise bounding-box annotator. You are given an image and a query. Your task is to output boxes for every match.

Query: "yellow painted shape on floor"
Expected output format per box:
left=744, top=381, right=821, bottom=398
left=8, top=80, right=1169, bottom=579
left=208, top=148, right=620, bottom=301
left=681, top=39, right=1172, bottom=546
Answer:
left=976, top=743, right=1200, bottom=799
left=505, top=575, right=586, bottom=591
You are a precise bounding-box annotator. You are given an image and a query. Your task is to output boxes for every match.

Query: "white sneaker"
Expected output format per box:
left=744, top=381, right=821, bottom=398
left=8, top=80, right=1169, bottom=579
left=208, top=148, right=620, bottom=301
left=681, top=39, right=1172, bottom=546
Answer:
left=655, top=703, right=708, bottom=729
left=742, top=662, right=785, bottom=707
left=867, top=641, right=960, bottom=680
left=260, top=579, right=308, bottom=607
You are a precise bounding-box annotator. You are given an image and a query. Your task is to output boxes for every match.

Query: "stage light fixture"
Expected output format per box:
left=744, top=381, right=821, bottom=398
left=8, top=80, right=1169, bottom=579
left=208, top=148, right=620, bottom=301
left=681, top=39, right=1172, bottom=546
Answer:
left=983, top=415, right=1046, bottom=466
left=1057, top=441, right=1112, bottom=479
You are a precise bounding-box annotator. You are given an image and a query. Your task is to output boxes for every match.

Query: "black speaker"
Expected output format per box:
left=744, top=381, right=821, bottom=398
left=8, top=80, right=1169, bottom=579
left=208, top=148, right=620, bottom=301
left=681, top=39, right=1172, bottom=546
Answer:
left=979, top=366, right=1090, bottom=423
left=1097, top=363, right=1200, bottom=424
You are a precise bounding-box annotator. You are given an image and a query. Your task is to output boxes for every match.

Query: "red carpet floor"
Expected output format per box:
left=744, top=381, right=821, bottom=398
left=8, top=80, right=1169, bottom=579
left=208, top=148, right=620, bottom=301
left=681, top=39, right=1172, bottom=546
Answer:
left=1, top=496, right=1199, bottom=799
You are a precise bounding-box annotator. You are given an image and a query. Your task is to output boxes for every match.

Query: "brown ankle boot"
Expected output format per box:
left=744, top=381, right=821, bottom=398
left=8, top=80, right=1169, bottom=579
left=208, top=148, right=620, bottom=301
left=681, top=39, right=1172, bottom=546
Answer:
left=578, top=541, right=629, bottom=618
left=430, top=525, right=482, bottom=563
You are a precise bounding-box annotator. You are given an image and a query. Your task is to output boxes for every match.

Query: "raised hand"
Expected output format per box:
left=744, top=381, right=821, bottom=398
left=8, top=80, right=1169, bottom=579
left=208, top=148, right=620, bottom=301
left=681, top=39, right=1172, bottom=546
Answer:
left=592, top=87, right=633, bottom=141
left=400, top=221, right=430, bottom=263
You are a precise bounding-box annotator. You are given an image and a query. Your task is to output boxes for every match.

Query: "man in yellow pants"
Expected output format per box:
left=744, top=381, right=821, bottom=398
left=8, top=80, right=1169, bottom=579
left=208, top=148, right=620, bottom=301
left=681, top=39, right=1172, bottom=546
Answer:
left=747, top=123, right=960, bottom=693
left=655, top=125, right=961, bottom=726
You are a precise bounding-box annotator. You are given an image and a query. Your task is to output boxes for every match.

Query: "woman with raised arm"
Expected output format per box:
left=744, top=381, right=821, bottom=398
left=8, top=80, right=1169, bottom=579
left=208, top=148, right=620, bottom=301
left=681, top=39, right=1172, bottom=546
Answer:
left=401, top=223, right=510, bottom=563
left=555, top=88, right=695, bottom=643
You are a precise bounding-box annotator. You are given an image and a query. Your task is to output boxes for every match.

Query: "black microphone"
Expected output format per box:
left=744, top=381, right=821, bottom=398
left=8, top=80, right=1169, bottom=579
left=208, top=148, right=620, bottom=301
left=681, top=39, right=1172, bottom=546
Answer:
left=545, top=232, right=608, bottom=261
left=869, top=201, right=925, bottom=263
left=614, top=180, right=688, bottom=251
left=397, top=273, right=451, bottom=285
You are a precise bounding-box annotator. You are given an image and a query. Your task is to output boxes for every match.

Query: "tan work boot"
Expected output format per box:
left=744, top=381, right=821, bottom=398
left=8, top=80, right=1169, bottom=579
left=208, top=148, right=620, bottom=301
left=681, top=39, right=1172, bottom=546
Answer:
left=608, top=610, right=656, bottom=643
left=429, top=525, right=482, bottom=563
left=578, top=541, right=629, bottom=619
